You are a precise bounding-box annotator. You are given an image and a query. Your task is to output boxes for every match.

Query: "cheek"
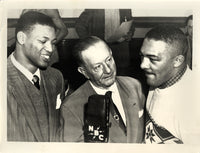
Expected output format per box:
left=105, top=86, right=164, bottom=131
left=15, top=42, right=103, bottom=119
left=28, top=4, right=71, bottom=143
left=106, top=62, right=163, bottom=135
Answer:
left=33, top=42, right=43, bottom=51
left=95, top=72, right=104, bottom=81
left=89, top=71, right=103, bottom=81
left=29, top=41, right=43, bottom=50
left=25, top=42, right=36, bottom=52
left=152, top=62, right=168, bottom=76
left=157, top=63, right=173, bottom=79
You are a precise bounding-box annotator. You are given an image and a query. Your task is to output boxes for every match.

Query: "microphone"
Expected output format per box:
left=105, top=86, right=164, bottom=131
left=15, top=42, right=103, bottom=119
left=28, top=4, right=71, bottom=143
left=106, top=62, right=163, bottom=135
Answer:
left=83, top=91, right=111, bottom=142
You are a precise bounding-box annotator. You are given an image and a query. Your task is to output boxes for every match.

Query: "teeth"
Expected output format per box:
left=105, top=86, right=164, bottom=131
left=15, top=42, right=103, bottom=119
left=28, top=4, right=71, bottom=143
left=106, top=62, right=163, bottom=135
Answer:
left=42, top=55, right=50, bottom=59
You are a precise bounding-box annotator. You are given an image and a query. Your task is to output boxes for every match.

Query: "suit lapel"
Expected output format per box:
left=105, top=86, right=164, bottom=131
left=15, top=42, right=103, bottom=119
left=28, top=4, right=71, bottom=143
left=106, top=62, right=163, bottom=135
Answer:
left=7, top=57, right=44, bottom=141
left=116, top=78, right=139, bottom=142
left=41, top=69, right=57, bottom=141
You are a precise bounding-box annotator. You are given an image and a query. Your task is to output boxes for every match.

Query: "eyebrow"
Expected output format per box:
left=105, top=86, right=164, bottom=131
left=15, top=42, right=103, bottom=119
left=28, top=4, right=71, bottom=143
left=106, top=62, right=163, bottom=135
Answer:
left=92, top=55, right=111, bottom=66
left=140, top=52, right=159, bottom=58
left=147, top=54, right=159, bottom=59
left=40, top=36, right=57, bottom=42
left=106, top=55, right=112, bottom=60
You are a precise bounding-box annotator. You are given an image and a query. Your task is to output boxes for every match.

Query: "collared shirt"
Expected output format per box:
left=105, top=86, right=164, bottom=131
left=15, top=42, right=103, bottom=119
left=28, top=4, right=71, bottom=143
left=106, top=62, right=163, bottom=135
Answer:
left=89, top=81, right=126, bottom=125
left=11, top=52, right=41, bottom=85
left=158, top=66, right=187, bottom=89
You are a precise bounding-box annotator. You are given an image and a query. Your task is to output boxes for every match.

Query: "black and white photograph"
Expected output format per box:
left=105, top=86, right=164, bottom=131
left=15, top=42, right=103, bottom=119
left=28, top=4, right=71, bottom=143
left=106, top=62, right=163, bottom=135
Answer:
left=1, top=0, right=200, bottom=153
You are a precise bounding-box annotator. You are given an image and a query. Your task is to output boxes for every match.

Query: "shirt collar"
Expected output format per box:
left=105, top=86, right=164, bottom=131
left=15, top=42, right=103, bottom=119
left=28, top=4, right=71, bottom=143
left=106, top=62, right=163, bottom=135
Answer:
left=158, top=66, right=187, bottom=89
left=89, top=81, right=118, bottom=95
left=11, top=52, right=41, bottom=84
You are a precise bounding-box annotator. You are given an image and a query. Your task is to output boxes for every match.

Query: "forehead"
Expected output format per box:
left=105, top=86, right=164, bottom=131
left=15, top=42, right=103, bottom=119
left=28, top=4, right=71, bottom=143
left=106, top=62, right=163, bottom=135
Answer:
left=141, top=39, right=169, bottom=55
left=27, top=24, right=56, bottom=38
left=81, top=41, right=111, bottom=65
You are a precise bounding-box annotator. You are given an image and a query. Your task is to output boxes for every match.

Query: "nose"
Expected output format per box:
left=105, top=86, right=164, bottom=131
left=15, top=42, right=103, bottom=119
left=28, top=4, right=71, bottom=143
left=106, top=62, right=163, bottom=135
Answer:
left=103, top=63, right=111, bottom=74
left=45, top=42, right=54, bottom=52
left=140, top=57, right=150, bottom=69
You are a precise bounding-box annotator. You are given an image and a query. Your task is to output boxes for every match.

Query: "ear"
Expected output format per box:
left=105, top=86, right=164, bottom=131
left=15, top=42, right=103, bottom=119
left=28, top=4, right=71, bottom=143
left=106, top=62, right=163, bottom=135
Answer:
left=78, top=66, right=89, bottom=79
left=17, top=31, right=26, bottom=45
left=174, top=55, right=185, bottom=67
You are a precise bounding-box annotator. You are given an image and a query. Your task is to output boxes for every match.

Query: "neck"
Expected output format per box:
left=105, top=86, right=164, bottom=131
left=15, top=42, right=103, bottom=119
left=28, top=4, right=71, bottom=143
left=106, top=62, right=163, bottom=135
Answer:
left=89, top=80, right=115, bottom=90
left=158, top=65, right=187, bottom=89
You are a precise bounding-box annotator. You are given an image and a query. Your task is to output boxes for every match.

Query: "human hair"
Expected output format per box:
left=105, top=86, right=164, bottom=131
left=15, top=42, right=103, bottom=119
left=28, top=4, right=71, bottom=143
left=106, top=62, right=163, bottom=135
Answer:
left=15, top=11, right=56, bottom=38
left=144, top=25, right=188, bottom=56
left=72, top=36, right=107, bottom=66
left=185, top=15, right=193, bottom=25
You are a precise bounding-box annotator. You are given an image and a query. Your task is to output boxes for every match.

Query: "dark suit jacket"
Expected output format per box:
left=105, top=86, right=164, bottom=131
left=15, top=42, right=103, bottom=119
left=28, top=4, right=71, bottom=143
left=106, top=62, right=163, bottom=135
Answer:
left=7, top=55, right=65, bottom=141
left=60, top=76, right=145, bottom=143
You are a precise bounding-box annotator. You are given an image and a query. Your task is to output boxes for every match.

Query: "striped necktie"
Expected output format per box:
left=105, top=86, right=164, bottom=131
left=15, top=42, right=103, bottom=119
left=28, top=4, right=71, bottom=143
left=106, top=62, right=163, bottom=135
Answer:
left=32, top=75, right=40, bottom=90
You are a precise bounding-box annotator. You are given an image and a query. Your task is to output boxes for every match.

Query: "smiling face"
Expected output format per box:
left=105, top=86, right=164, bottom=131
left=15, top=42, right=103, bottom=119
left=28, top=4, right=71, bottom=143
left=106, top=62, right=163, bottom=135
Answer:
left=79, top=41, right=117, bottom=89
left=20, top=24, right=56, bottom=72
left=140, top=38, right=177, bottom=87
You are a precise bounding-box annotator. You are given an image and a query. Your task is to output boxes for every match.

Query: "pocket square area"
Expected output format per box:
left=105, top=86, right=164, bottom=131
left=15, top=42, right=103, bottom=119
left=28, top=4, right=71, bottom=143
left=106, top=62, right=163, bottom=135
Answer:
left=56, top=94, right=62, bottom=109
left=138, top=109, right=144, bottom=118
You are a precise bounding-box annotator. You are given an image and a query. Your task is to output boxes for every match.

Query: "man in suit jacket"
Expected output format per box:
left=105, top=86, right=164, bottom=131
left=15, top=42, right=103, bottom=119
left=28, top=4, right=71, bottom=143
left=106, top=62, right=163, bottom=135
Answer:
left=60, top=36, right=145, bottom=143
left=7, top=11, right=65, bottom=141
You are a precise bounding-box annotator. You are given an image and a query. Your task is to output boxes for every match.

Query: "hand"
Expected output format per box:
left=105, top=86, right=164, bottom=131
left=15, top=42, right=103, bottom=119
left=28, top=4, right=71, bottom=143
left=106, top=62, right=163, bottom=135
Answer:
left=123, top=31, right=134, bottom=42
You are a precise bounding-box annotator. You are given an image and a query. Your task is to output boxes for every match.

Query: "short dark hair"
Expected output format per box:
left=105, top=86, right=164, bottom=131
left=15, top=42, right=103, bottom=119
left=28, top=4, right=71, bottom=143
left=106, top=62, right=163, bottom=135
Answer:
left=72, top=36, right=106, bottom=66
left=186, top=15, right=193, bottom=25
left=144, top=25, right=188, bottom=56
left=15, top=11, right=56, bottom=37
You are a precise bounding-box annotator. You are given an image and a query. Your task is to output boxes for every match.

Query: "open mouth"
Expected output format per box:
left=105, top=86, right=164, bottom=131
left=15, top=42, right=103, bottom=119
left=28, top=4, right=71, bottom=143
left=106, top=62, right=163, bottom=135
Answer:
left=41, top=54, right=51, bottom=62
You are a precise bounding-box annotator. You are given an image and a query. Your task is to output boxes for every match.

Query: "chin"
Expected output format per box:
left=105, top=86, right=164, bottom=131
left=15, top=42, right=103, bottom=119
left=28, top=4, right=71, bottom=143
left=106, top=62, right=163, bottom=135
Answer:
left=104, top=79, right=115, bottom=87
left=147, top=81, right=162, bottom=88
left=147, top=80, right=157, bottom=87
left=38, top=64, right=48, bottom=70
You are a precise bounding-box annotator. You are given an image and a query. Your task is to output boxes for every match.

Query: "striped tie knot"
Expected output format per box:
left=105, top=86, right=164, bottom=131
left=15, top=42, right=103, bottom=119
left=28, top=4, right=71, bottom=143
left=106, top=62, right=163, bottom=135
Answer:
left=32, top=75, right=40, bottom=90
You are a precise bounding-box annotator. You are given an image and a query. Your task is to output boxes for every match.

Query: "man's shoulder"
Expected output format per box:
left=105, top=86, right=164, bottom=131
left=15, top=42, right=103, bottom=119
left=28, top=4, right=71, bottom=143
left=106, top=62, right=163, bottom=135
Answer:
left=117, top=76, right=145, bottom=108
left=117, top=76, right=141, bottom=87
left=116, top=76, right=144, bottom=95
left=45, top=66, right=61, bottom=73
left=41, top=67, right=64, bottom=89
left=173, top=67, right=194, bottom=90
left=62, top=81, right=90, bottom=107
left=43, top=67, right=63, bottom=78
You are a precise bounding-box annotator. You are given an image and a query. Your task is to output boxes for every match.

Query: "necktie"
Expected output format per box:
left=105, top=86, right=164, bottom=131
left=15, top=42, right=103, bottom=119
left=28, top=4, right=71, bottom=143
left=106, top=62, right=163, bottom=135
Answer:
left=107, top=91, right=127, bottom=134
left=32, top=75, right=40, bottom=90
